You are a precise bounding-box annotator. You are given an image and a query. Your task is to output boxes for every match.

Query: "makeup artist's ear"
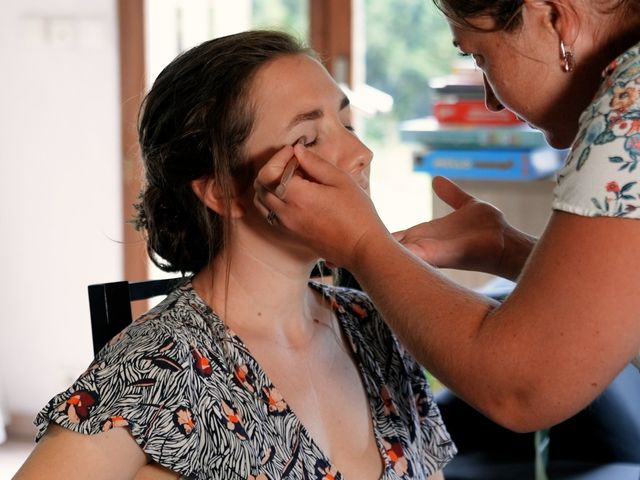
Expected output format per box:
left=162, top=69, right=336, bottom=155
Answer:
left=191, top=176, right=245, bottom=218
left=524, top=0, right=579, bottom=45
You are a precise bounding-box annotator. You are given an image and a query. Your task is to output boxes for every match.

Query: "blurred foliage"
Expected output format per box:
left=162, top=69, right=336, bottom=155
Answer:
left=364, top=0, right=460, bottom=143
left=252, top=0, right=308, bottom=39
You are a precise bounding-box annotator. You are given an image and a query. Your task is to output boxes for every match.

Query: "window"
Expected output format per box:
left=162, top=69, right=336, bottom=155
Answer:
left=359, top=0, right=461, bottom=232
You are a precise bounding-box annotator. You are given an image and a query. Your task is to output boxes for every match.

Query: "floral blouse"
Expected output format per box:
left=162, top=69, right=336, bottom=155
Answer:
left=35, top=280, right=456, bottom=479
left=552, top=40, right=640, bottom=369
left=553, top=40, right=640, bottom=218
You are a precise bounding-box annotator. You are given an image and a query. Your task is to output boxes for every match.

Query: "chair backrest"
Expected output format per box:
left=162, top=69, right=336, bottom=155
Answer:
left=88, top=277, right=183, bottom=355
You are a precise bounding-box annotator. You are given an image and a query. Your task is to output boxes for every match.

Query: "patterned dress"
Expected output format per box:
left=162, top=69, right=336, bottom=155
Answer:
left=552, top=40, right=640, bottom=369
left=35, top=280, right=456, bottom=479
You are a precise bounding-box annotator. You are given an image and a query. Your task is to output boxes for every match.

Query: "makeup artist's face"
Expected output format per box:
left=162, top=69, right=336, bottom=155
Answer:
left=245, top=53, right=373, bottom=193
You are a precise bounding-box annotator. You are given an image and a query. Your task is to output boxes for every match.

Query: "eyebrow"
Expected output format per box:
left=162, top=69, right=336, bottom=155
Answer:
left=287, top=95, right=350, bottom=130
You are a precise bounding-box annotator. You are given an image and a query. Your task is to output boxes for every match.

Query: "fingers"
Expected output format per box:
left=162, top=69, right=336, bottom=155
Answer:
left=292, top=143, right=346, bottom=186
left=253, top=187, right=273, bottom=217
left=253, top=145, right=294, bottom=219
left=275, top=157, right=299, bottom=199
left=432, top=176, right=475, bottom=210
left=391, top=230, right=406, bottom=243
left=255, top=145, right=295, bottom=190
left=253, top=142, right=354, bottom=229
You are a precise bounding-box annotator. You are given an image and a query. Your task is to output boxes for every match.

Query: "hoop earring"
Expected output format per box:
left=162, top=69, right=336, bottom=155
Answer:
left=560, top=41, right=575, bottom=73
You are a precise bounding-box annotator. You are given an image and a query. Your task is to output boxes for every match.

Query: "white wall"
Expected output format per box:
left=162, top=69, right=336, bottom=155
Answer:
left=0, top=0, right=122, bottom=432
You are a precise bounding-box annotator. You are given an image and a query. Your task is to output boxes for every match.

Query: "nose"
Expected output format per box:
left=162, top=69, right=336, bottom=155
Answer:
left=483, top=74, right=504, bottom=112
left=341, top=133, right=373, bottom=176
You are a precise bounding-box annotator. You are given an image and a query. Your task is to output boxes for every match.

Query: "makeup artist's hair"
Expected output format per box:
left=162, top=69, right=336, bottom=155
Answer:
left=432, top=0, right=638, bottom=32
left=432, top=0, right=524, bottom=31
left=134, top=30, right=312, bottom=274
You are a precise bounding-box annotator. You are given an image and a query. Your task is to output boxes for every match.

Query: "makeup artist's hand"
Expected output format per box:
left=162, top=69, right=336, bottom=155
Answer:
left=254, top=143, right=389, bottom=269
left=393, top=176, right=537, bottom=281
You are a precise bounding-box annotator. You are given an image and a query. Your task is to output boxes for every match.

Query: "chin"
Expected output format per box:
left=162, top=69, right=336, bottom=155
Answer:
left=544, top=133, right=572, bottom=149
left=541, top=127, right=577, bottom=150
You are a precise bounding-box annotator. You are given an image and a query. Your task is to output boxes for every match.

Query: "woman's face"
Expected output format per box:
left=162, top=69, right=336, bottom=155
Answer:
left=244, top=54, right=373, bottom=192
left=449, top=11, right=588, bottom=148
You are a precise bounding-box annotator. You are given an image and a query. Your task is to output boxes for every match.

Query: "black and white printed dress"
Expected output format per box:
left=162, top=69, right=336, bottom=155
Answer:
left=36, top=280, right=456, bottom=479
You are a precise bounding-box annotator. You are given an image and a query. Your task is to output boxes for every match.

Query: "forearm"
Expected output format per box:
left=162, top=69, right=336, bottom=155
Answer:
left=351, top=234, right=498, bottom=402
left=348, top=231, right=560, bottom=431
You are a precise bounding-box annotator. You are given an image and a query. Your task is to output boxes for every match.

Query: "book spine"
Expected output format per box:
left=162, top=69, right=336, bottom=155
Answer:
left=402, top=130, right=545, bottom=149
left=433, top=100, right=521, bottom=125
left=414, top=148, right=562, bottom=180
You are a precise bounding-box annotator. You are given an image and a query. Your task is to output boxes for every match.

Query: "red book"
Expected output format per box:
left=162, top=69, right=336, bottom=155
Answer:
left=433, top=99, right=522, bottom=126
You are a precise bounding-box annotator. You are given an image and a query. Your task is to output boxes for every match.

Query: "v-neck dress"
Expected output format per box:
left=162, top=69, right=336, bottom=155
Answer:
left=35, top=280, right=456, bottom=479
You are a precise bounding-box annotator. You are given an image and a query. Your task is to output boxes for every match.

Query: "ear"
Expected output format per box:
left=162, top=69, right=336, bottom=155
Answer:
left=524, top=0, right=580, bottom=46
left=191, top=176, right=245, bottom=218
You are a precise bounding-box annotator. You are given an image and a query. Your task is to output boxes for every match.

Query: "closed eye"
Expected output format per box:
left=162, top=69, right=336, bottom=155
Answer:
left=301, top=124, right=354, bottom=148
left=304, top=137, right=318, bottom=147
left=452, top=39, right=471, bottom=58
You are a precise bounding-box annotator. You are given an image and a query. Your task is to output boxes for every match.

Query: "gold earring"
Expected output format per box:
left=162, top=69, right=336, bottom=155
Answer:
left=560, top=40, right=575, bottom=73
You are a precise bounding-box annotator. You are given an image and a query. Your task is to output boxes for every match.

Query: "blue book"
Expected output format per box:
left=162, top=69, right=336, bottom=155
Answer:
left=414, top=147, right=567, bottom=181
left=400, top=117, right=548, bottom=150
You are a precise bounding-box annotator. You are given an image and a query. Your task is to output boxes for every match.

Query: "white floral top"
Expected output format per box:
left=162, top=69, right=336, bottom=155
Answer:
left=552, top=41, right=640, bottom=369
left=553, top=40, right=640, bottom=217
left=35, top=280, right=456, bottom=479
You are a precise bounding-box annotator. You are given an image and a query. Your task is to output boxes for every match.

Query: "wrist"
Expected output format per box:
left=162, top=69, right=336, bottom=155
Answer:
left=349, top=223, right=394, bottom=275
left=498, top=227, right=537, bottom=281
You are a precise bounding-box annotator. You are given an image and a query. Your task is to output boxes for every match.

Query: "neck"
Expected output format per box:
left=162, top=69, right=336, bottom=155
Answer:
left=192, top=228, right=329, bottom=347
left=590, top=9, right=640, bottom=67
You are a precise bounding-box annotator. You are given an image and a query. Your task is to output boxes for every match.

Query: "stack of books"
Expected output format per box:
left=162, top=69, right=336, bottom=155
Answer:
left=429, top=74, right=521, bottom=126
left=401, top=73, right=565, bottom=181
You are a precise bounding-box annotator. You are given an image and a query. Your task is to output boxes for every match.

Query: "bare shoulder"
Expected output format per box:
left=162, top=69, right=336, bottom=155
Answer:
left=134, top=463, right=181, bottom=480
left=500, top=211, right=640, bottom=421
left=14, top=423, right=147, bottom=480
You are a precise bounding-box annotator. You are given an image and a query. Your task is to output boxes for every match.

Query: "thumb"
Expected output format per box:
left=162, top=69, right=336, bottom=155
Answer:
left=293, top=143, right=347, bottom=187
left=432, top=176, right=475, bottom=210
left=391, top=230, right=406, bottom=242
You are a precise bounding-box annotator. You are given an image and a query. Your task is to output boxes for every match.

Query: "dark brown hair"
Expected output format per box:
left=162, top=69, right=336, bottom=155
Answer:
left=432, top=0, right=525, bottom=31
left=134, top=30, right=311, bottom=274
left=432, top=0, right=639, bottom=31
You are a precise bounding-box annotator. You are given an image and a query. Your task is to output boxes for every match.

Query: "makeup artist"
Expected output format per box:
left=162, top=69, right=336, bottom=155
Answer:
left=253, top=0, right=640, bottom=432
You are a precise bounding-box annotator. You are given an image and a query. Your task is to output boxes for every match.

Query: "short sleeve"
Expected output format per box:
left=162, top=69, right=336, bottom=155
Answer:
left=552, top=42, right=640, bottom=219
left=34, top=314, right=213, bottom=476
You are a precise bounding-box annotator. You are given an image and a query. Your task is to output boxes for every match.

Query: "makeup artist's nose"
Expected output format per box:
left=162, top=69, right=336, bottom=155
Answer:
left=483, top=74, right=504, bottom=112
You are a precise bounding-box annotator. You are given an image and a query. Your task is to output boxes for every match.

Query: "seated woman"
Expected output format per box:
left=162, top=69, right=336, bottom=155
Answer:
left=14, top=30, right=455, bottom=480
